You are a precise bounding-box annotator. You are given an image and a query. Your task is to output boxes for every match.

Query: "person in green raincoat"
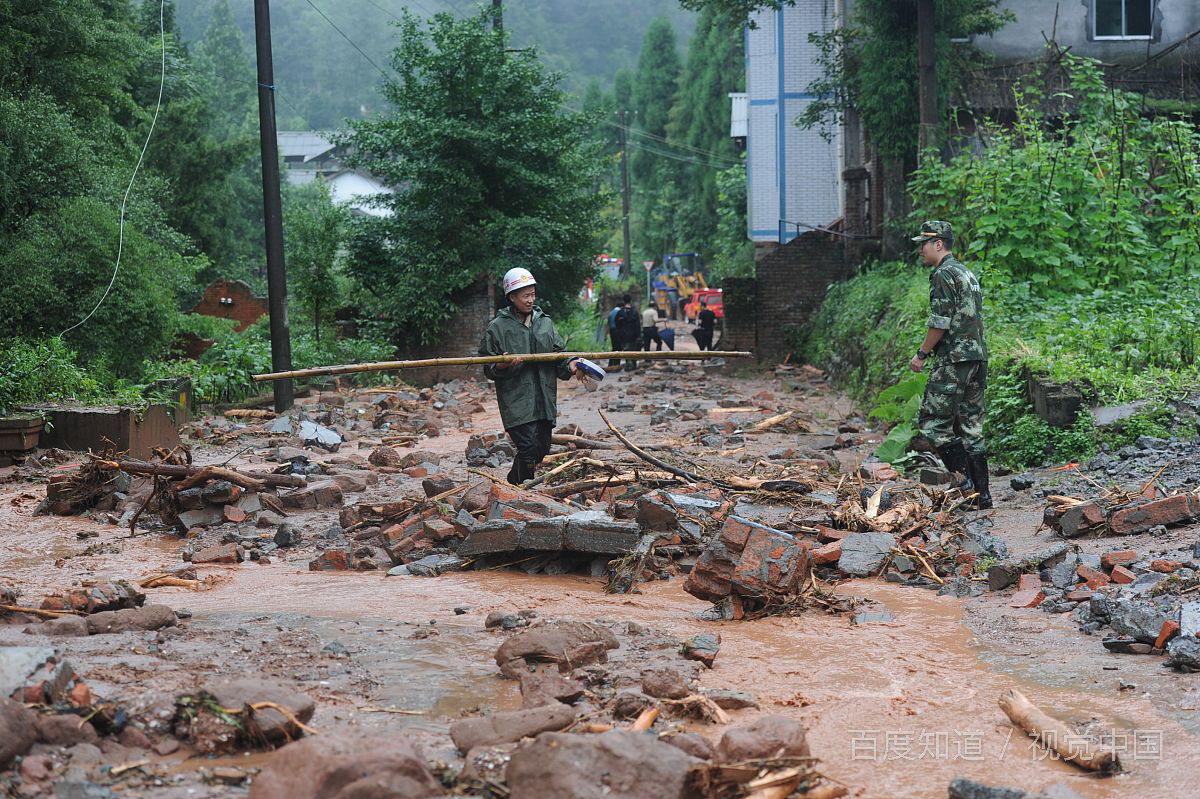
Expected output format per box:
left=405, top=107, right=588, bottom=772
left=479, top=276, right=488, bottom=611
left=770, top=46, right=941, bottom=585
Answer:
left=479, top=268, right=585, bottom=485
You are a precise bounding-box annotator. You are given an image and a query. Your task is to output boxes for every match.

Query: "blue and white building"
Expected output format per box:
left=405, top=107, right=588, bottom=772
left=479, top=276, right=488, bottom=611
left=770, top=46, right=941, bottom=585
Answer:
left=742, top=3, right=845, bottom=246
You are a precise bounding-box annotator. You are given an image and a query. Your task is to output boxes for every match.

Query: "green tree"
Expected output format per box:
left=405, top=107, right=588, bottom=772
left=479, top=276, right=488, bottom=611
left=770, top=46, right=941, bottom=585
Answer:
left=340, top=10, right=606, bottom=347
left=630, top=17, right=682, bottom=260
left=284, top=179, right=347, bottom=342
left=667, top=7, right=744, bottom=259
left=708, top=157, right=754, bottom=281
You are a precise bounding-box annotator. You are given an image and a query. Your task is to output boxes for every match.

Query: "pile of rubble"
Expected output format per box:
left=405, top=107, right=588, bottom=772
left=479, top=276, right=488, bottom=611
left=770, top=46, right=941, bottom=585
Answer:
left=1, top=580, right=180, bottom=639
left=187, top=380, right=490, bottom=448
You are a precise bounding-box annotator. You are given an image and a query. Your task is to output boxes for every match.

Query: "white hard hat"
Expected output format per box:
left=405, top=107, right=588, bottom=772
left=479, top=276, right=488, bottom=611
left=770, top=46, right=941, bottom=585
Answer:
left=503, top=267, right=536, bottom=295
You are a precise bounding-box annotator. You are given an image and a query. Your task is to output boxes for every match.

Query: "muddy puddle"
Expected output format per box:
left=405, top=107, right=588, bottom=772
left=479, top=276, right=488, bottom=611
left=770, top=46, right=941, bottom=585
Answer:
left=146, top=564, right=1196, bottom=799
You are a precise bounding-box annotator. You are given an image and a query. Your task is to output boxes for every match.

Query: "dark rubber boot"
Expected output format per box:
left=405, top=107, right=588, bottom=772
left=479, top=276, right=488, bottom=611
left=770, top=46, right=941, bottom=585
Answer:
left=935, top=441, right=973, bottom=492
left=967, top=453, right=993, bottom=509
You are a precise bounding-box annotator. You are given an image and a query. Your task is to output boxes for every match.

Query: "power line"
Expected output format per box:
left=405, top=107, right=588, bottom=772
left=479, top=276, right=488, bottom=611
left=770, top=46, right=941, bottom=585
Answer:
left=303, top=0, right=390, bottom=78
left=60, top=0, right=168, bottom=339
left=626, top=140, right=738, bottom=170
left=565, top=103, right=740, bottom=166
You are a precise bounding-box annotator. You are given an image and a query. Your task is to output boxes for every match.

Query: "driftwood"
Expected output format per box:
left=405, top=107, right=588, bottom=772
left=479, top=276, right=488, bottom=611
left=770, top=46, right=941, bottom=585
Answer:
left=0, top=604, right=82, bottom=619
left=598, top=409, right=715, bottom=486
left=630, top=706, right=659, bottom=731
left=607, top=534, right=656, bottom=594
left=521, top=456, right=613, bottom=490
left=253, top=350, right=754, bottom=382
left=998, top=688, right=1121, bottom=772
left=100, top=460, right=305, bottom=488
left=541, top=472, right=679, bottom=498
left=551, top=433, right=619, bottom=450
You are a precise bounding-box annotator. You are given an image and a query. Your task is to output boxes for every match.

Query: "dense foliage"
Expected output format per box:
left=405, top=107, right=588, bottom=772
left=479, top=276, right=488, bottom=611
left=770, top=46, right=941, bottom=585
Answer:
left=804, top=59, right=1200, bottom=469
left=340, top=11, right=607, bottom=347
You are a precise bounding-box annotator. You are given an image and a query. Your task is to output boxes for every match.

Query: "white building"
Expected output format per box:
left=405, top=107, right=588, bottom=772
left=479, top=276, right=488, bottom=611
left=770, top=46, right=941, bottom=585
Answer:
left=276, top=131, right=393, bottom=217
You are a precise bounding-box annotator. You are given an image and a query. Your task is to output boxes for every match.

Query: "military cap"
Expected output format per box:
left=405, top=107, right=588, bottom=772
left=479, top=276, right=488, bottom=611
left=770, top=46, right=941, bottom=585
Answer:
left=911, top=220, right=953, bottom=243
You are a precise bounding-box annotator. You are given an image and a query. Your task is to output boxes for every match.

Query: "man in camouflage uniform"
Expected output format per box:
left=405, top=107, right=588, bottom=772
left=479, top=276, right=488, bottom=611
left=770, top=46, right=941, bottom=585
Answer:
left=909, top=221, right=992, bottom=509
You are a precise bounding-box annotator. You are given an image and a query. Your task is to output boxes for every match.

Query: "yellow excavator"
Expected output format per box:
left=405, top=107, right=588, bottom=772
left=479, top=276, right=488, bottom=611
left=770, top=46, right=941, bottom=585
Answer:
left=652, top=253, right=708, bottom=320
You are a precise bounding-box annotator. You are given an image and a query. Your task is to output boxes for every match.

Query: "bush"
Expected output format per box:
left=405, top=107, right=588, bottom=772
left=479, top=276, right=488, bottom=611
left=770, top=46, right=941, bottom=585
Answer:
left=0, top=338, right=104, bottom=417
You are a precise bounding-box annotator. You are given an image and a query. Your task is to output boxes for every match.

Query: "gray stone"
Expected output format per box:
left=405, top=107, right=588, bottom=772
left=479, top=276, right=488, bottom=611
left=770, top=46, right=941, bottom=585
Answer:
left=264, top=416, right=294, bottom=434
left=1108, top=599, right=1169, bottom=644
left=851, top=610, right=894, bottom=624
left=177, top=506, right=224, bottom=531
left=837, top=533, right=896, bottom=577
left=202, top=480, right=236, bottom=504
left=298, top=420, right=341, bottom=451
left=1048, top=556, right=1082, bottom=590
left=86, top=605, right=177, bottom=635
left=505, top=730, right=699, bottom=799
left=201, top=678, right=314, bottom=744
left=948, top=778, right=1027, bottom=799
left=406, top=554, right=466, bottom=577
left=1123, top=572, right=1168, bottom=597
left=1136, top=435, right=1168, bottom=450
left=273, top=523, right=300, bottom=548
left=53, top=783, right=115, bottom=799
left=937, top=577, right=986, bottom=598
left=1165, top=636, right=1200, bottom=672
left=0, top=647, right=72, bottom=703
left=705, top=689, right=758, bottom=710
left=636, top=496, right=679, bottom=531
left=564, top=511, right=641, bottom=554
left=919, top=466, right=951, bottom=486
left=385, top=565, right=410, bottom=576
left=1009, top=474, right=1036, bottom=491
left=1180, top=601, right=1200, bottom=637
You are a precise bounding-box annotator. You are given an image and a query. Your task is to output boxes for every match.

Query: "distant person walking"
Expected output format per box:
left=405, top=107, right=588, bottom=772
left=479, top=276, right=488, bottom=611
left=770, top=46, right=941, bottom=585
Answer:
left=693, top=298, right=717, bottom=351
left=614, top=295, right=642, bottom=371
left=606, top=300, right=623, bottom=368
left=641, top=305, right=663, bottom=352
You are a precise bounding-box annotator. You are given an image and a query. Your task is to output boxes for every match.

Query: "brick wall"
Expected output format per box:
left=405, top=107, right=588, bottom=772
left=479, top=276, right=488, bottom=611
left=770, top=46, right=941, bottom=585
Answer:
left=721, top=231, right=851, bottom=364
left=192, top=279, right=268, bottom=332
left=402, top=276, right=496, bottom=384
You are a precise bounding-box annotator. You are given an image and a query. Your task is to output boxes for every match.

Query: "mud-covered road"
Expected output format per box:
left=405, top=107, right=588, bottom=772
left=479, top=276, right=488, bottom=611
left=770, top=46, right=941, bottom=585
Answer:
left=2, top=329, right=1198, bottom=798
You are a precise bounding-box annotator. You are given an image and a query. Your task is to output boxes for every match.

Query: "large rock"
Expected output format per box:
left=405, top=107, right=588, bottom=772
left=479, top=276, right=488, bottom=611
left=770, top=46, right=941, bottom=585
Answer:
left=505, top=730, right=700, bottom=799
left=86, top=605, right=177, bottom=635
left=200, top=678, right=315, bottom=744
left=837, top=533, right=896, bottom=577
left=494, top=622, right=619, bottom=678
left=715, top=716, right=810, bottom=762
left=1166, top=636, right=1200, bottom=672
left=0, top=697, right=37, bottom=767
left=948, top=779, right=1027, bottom=799
left=248, top=732, right=441, bottom=799
left=1108, top=599, right=1169, bottom=645
left=36, top=713, right=100, bottom=746
left=449, top=703, right=577, bottom=751
left=0, top=646, right=74, bottom=704
left=684, top=516, right=810, bottom=603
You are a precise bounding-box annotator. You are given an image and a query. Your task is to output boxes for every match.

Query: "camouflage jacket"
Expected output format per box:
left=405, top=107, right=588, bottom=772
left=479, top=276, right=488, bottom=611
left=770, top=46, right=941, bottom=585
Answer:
left=479, top=306, right=575, bottom=430
left=927, top=255, right=987, bottom=363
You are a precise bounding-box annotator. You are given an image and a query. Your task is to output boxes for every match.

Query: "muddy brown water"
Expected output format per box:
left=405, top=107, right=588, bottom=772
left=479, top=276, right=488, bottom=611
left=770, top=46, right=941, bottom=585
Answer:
left=3, top=363, right=1198, bottom=798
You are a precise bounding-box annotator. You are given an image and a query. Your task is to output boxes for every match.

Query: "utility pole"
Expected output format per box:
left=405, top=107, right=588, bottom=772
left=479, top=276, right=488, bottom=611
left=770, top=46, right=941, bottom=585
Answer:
left=253, top=0, right=294, bottom=412
left=618, top=109, right=633, bottom=279
left=492, top=0, right=502, bottom=33
left=916, top=0, right=938, bottom=154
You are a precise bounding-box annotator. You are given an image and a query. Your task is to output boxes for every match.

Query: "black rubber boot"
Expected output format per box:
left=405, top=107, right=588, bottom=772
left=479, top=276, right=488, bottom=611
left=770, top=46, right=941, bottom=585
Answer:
left=935, top=441, right=973, bottom=492
left=967, top=453, right=993, bottom=509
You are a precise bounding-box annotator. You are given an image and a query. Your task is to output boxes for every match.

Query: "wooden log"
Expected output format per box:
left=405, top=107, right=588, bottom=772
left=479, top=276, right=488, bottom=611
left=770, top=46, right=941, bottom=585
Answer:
left=253, top=350, right=754, bottom=382
left=608, top=534, right=656, bottom=594
left=100, top=459, right=305, bottom=488
left=598, top=410, right=715, bottom=486
left=541, top=473, right=679, bottom=498
left=998, top=688, right=1120, bottom=772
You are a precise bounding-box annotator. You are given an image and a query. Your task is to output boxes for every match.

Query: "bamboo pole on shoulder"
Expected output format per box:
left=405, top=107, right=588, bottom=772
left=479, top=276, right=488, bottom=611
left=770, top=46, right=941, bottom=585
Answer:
left=252, top=350, right=753, bottom=382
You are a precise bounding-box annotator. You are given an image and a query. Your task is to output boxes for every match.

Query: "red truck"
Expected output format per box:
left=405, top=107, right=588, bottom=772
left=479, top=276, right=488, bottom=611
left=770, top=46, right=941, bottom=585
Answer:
left=683, top=288, right=723, bottom=322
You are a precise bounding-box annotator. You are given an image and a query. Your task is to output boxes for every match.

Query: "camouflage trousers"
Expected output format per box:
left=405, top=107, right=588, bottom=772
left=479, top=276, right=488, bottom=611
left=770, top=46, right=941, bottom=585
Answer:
left=919, top=359, right=987, bottom=454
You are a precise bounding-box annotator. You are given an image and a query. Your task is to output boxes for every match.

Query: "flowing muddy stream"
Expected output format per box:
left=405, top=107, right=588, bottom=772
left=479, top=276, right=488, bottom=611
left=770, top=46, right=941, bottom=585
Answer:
left=140, top=564, right=1194, bottom=799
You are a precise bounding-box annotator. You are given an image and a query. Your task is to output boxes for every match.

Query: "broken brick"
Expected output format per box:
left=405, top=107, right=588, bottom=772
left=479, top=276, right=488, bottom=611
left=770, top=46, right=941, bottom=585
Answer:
left=1100, top=549, right=1138, bottom=571
left=1110, top=565, right=1137, bottom=584
left=812, top=540, right=842, bottom=565
left=192, top=544, right=242, bottom=565
left=1010, top=589, right=1046, bottom=608
left=1155, top=620, right=1180, bottom=649
left=858, top=462, right=899, bottom=482
left=1017, top=574, right=1042, bottom=592
left=816, top=525, right=851, bottom=543
left=730, top=527, right=811, bottom=597
left=309, top=550, right=351, bottom=571
left=1108, top=494, right=1200, bottom=535
left=1077, top=565, right=1110, bottom=589
left=1065, top=588, right=1094, bottom=602
left=1150, top=559, right=1182, bottom=573
left=223, top=505, right=247, bottom=524
left=421, top=518, right=458, bottom=543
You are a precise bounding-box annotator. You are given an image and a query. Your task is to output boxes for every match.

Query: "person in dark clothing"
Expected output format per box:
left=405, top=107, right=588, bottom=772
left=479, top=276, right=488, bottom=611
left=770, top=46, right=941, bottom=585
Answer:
left=480, top=268, right=583, bottom=485
left=607, top=301, right=622, bottom=368
left=695, top=299, right=717, bottom=351
left=614, top=294, right=642, bottom=371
